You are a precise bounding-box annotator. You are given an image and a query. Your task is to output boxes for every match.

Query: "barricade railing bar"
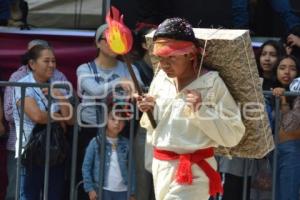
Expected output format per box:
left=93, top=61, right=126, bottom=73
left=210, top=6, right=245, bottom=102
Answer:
left=211, top=90, right=300, bottom=200
left=2, top=80, right=299, bottom=200
left=0, top=80, right=135, bottom=200
left=239, top=91, right=300, bottom=200
left=0, top=81, right=76, bottom=200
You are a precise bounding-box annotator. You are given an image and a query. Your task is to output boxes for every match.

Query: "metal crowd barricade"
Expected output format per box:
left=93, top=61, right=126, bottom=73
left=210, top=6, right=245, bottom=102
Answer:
left=0, top=81, right=54, bottom=200
left=227, top=91, right=300, bottom=200
left=0, top=80, right=136, bottom=200
left=73, top=99, right=136, bottom=200
left=0, top=81, right=71, bottom=200
left=210, top=90, right=300, bottom=200
left=9, top=80, right=300, bottom=200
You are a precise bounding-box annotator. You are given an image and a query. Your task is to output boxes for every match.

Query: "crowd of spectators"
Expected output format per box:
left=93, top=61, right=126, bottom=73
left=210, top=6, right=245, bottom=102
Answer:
left=0, top=1, right=300, bottom=200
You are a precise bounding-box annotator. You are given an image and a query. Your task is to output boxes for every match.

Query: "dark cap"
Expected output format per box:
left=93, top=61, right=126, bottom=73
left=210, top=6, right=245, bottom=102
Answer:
left=153, top=17, right=198, bottom=45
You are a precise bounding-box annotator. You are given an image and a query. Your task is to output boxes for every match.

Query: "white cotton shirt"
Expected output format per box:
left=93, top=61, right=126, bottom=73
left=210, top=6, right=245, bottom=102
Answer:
left=103, top=137, right=127, bottom=192
left=141, top=70, right=246, bottom=154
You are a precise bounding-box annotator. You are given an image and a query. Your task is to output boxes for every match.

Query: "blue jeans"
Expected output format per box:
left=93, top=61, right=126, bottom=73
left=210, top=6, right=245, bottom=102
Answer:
left=270, top=0, right=300, bottom=31
left=276, top=140, right=300, bottom=200
left=20, top=164, right=64, bottom=200
left=103, top=190, right=127, bottom=200
left=5, top=151, right=16, bottom=200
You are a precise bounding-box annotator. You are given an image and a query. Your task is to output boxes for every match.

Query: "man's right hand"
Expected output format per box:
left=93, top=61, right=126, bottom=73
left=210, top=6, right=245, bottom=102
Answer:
left=134, top=94, right=156, bottom=112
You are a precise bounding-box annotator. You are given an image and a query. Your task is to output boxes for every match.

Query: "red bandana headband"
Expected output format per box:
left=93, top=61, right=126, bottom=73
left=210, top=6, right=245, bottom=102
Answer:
left=153, top=39, right=200, bottom=57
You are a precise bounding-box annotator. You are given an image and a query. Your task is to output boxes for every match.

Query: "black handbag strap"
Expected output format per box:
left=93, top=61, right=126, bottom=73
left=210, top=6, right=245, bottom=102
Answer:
left=87, top=61, right=103, bottom=125
left=81, top=61, right=100, bottom=97
left=88, top=61, right=101, bottom=83
left=80, top=61, right=102, bottom=125
left=14, top=87, right=49, bottom=142
left=87, top=61, right=106, bottom=156
left=32, top=88, right=48, bottom=111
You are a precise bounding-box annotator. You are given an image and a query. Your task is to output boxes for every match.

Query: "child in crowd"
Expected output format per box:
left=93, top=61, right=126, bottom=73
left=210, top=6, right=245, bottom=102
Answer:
left=257, top=40, right=285, bottom=91
left=76, top=23, right=143, bottom=199
left=82, top=95, right=135, bottom=200
left=271, top=55, right=300, bottom=200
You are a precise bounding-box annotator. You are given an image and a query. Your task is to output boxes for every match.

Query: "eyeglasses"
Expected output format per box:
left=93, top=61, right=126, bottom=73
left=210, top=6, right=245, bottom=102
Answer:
left=153, top=54, right=187, bottom=65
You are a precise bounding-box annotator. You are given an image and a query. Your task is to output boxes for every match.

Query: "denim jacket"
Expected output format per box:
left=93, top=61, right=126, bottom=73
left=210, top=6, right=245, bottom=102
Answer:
left=82, top=135, right=135, bottom=194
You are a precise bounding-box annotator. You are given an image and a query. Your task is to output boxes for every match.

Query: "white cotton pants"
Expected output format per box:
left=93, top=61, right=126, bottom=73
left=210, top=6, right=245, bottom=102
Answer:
left=152, top=157, right=217, bottom=200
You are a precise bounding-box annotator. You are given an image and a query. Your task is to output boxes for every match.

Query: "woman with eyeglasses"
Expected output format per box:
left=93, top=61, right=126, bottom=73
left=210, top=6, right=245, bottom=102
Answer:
left=76, top=23, right=143, bottom=199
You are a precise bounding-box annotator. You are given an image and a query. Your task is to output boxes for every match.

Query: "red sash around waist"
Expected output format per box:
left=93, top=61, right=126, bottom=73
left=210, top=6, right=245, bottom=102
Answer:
left=153, top=147, right=223, bottom=197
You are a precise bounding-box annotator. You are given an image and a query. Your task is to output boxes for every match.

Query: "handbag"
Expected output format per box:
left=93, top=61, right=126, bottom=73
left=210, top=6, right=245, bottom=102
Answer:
left=16, top=88, right=68, bottom=167
left=21, top=121, right=68, bottom=167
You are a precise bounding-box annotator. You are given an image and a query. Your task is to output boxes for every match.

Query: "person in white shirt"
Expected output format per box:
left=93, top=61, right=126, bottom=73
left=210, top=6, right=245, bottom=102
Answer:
left=136, top=17, right=245, bottom=200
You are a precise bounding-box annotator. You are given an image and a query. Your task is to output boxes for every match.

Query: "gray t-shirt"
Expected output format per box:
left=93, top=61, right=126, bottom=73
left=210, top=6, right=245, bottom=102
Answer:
left=217, top=156, right=258, bottom=177
left=76, top=60, right=144, bottom=125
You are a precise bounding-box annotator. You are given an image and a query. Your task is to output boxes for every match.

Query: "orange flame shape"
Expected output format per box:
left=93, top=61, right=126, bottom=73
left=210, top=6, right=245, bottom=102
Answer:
left=105, top=6, right=133, bottom=55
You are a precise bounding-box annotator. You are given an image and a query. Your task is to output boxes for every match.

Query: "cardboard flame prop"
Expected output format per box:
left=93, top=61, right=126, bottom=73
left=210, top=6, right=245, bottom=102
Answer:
left=106, top=6, right=157, bottom=128
left=105, top=6, right=133, bottom=55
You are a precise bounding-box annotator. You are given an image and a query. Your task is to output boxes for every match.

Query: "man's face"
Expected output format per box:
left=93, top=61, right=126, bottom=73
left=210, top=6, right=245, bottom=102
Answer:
left=153, top=38, right=195, bottom=78
left=155, top=54, right=192, bottom=78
